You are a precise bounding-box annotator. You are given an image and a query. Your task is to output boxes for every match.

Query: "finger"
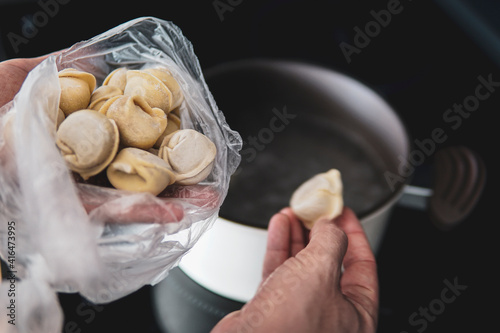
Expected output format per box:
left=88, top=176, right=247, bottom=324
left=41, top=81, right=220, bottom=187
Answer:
left=262, top=212, right=293, bottom=281
left=210, top=310, right=242, bottom=333
left=162, top=184, right=220, bottom=211
left=306, top=215, right=348, bottom=279
left=279, top=207, right=307, bottom=257
left=0, top=55, right=47, bottom=72
left=335, top=207, right=375, bottom=267
left=79, top=184, right=219, bottom=224
left=334, top=207, right=378, bottom=316
left=0, top=56, right=50, bottom=108
left=86, top=200, right=185, bottom=224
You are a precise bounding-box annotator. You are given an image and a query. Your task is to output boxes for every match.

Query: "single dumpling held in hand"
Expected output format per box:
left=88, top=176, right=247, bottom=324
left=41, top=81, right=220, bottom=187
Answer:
left=107, top=147, right=176, bottom=195
left=290, top=169, right=344, bottom=229
left=56, top=109, right=119, bottom=180
left=159, top=129, right=216, bottom=185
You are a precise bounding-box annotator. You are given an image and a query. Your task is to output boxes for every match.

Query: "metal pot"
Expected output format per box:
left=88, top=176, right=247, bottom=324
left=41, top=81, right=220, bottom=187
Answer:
left=152, top=59, right=484, bottom=332
left=178, top=59, right=409, bottom=301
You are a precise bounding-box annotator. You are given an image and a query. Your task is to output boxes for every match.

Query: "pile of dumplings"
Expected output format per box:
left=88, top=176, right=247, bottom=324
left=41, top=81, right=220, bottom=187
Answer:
left=55, top=66, right=217, bottom=196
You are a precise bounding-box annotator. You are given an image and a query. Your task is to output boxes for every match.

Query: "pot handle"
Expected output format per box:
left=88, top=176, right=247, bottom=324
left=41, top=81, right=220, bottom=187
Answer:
left=397, top=146, right=486, bottom=230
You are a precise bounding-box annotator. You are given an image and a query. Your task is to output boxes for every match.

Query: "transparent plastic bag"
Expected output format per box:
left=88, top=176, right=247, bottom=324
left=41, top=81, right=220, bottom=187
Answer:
left=0, top=17, right=241, bottom=333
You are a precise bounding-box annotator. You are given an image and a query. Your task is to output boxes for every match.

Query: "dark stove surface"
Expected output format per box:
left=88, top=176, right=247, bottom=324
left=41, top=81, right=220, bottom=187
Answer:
left=0, top=0, right=497, bottom=332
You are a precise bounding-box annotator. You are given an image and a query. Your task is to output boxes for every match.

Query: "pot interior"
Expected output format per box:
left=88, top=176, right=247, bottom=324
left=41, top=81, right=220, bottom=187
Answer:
left=205, top=60, right=409, bottom=229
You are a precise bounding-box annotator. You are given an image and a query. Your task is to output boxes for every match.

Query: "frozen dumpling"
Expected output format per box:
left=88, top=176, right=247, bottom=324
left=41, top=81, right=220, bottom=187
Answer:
left=101, top=95, right=167, bottom=150
left=145, top=67, right=184, bottom=111
left=56, top=109, right=119, bottom=180
left=107, top=147, right=176, bottom=195
left=89, top=85, right=123, bottom=112
left=124, top=70, right=173, bottom=113
left=102, top=67, right=128, bottom=92
left=159, top=129, right=216, bottom=185
left=58, top=68, right=96, bottom=116
left=153, top=112, right=181, bottom=149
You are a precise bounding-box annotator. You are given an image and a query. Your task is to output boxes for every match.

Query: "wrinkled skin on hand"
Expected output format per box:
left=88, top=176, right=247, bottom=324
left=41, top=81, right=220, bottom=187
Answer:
left=211, top=207, right=379, bottom=333
left=0, top=56, right=49, bottom=110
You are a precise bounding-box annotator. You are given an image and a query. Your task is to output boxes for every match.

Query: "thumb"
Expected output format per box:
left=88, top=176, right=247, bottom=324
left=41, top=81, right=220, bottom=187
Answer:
left=335, top=207, right=379, bottom=321
left=303, top=215, right=348, bottom=282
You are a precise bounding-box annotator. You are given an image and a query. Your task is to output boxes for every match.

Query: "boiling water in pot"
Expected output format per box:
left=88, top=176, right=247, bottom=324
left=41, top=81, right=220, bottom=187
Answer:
left=219, top=109, right=393, bottom=229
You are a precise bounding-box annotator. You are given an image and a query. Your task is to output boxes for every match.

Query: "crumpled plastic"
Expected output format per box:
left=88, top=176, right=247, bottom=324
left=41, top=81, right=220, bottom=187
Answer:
left=0, top=17, right=242, bottom=333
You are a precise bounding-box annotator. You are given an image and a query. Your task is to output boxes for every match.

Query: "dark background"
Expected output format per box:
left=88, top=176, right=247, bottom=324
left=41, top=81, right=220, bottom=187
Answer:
left=0, top=0, right=497, bottom=332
